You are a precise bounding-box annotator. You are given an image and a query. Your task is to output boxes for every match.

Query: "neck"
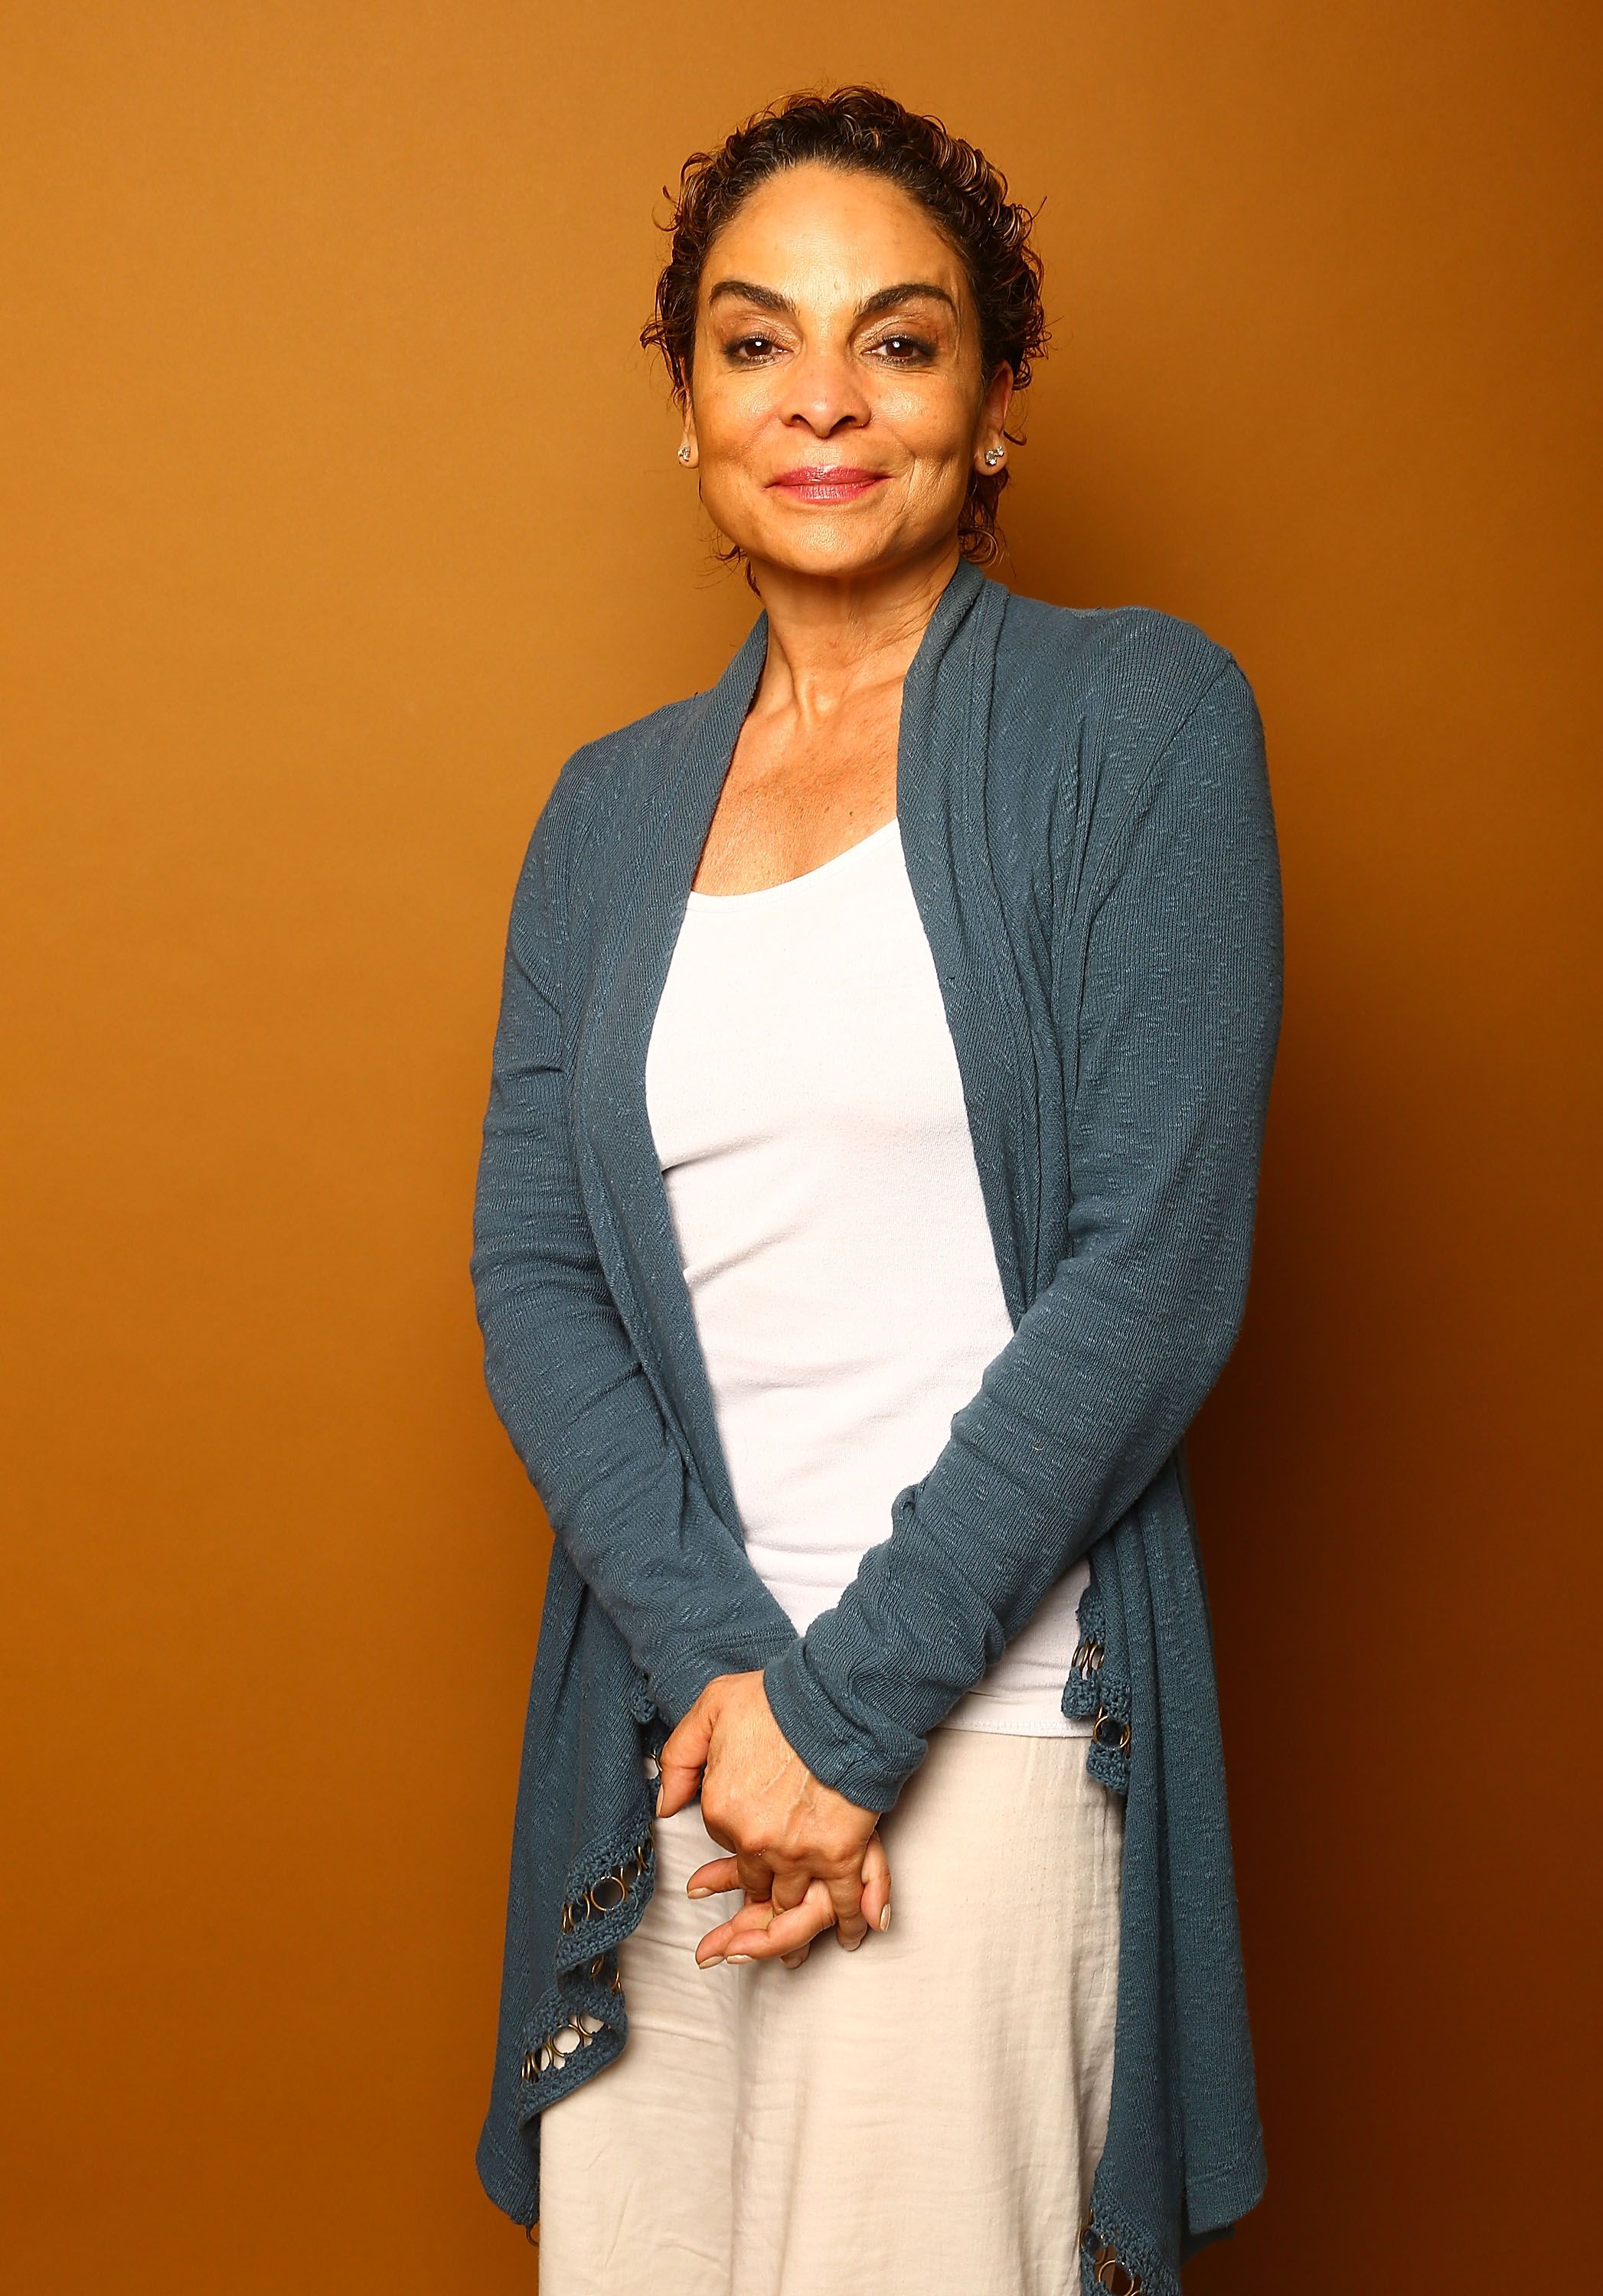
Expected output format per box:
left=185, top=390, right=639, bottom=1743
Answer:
left=746, top=533, right=964, bottom=723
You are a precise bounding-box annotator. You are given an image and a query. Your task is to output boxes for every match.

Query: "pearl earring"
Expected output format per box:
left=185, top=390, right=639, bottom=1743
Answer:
left=982, top=446, right=1005, bottom=468
left=677, top=444, right=693, bottom=465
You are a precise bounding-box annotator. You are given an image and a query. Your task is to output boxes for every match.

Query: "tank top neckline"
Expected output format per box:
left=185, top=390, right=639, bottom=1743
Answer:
left=684, top=815, right=901, bottom=909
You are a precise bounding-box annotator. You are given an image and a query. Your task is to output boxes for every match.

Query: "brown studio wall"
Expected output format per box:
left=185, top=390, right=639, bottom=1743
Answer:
left=2, top=4, right=1597, bottom=2288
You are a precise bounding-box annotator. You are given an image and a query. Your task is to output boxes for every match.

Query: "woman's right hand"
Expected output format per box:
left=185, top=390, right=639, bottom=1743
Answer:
left=686, top=1828, right=893, bottom=1967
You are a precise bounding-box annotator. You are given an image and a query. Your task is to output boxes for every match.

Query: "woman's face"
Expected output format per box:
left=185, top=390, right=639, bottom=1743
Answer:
left=683, top=162, right=1012, bottom=582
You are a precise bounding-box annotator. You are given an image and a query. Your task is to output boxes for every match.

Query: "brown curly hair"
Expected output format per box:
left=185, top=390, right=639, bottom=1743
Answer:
left=641, top=86, right=1049, bottom=566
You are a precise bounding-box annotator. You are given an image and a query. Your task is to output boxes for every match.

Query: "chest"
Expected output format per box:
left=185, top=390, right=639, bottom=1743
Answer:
left=645, top=820, right=972, bottom=1177
left=566, top=603, right=1070, bottom=1391
left=690, top=682, right=902, bottom=895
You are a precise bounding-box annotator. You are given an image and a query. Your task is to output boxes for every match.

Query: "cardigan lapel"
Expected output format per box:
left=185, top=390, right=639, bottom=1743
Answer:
left=570, top=612, right=770, bottom=1539
left=891, top=559, right=1043, bottom=1327
left=571, top=555, right=1039, bottom=1546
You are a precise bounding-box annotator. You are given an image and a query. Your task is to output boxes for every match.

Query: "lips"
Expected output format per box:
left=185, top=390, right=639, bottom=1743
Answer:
left=767, top=466, right=888, bottom=504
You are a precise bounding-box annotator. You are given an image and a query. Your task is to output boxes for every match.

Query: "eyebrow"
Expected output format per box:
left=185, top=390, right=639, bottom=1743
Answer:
left=706, top=278, right=960, bottom=321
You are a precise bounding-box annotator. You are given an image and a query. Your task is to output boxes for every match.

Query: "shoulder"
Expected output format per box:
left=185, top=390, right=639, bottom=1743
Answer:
left=540, top=690, right=701, bottom=838
left=514, top=687, right=706, bottom=910
left=994, top=588, right=1263, bottom=829
left=984, top=589, right=1272, bottom=931
left=997, top=589, right=1249, bottom=751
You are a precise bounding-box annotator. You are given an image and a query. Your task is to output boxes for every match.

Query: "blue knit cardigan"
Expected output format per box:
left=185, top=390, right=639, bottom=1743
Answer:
left=469, top=557, right=1283, bottom=2294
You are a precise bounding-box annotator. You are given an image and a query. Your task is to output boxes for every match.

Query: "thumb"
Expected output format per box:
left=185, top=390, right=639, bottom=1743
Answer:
left=655, top=1694, right=715, bottom=1817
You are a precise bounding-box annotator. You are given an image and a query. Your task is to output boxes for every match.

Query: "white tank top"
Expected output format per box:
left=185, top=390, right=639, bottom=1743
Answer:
left=645, top=815, right=1091, bottom=1737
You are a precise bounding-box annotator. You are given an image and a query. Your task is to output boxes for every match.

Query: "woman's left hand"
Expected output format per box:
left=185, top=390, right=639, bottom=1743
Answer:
left=658, top=1668, right=891, bottom=1965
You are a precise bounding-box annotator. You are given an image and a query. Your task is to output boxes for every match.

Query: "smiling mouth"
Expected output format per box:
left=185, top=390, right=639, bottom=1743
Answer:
left=767, top=467, right=889, bottom=504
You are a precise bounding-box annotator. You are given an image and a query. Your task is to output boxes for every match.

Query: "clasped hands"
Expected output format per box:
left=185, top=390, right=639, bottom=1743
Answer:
left=657, top=1668, right=891, bottom=1968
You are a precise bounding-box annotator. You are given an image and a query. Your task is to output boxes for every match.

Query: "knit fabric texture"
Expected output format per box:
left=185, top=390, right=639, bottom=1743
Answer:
left=468, top=558, right=1284, bottom=2293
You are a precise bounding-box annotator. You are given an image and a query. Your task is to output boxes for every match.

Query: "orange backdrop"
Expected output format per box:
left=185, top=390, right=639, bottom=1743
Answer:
left=4, top=5, right=1598, bottom=2288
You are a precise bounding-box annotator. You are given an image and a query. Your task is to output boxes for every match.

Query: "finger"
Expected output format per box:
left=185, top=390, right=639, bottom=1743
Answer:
left=694, top=1894, right=781, bottom=1962
left=684, top=1854, right=742, bottom=1900
left=723, top=1880, right=837, bottom=1962
left=825, top=1868, right=870, bottom=1949
left=655, top=1701, right=715, bottom=1818
left=696, top=1879, right=836, bottom=1965
left=772, top=1880, right=816, bottom=1968
left=693, top=1902, right=769, bottom=1965
left=737, top=1884, right=812, bottom=1968
left=767, top=1865, right=815, bottom=1916
left=857, top=1830, right=893, bottom=1934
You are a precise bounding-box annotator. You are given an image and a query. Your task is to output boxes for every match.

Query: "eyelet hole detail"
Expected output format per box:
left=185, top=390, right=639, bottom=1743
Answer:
left=1090, top=1707, right=1131, bottom=1755
left=1082, top=2231, right=1141, bottom=2295
left=519, top=2011, right=607, bottom=2082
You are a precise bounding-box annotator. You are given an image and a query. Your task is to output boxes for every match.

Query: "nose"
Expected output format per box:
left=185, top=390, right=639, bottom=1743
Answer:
left=776, top=341, right=870, bottom=438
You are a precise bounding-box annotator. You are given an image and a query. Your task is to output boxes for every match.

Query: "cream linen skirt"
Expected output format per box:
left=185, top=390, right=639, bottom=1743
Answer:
left=535, top=1720, right=1125, bottom=2296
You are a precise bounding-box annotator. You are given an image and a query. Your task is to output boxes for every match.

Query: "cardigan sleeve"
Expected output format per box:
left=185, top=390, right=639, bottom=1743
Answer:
left=470, top=761, right=798, bottom=1729
left=759, top=657, right=1285, bottom=1810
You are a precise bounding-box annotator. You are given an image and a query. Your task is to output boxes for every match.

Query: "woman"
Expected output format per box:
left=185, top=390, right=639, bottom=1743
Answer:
left=470, top=88, right=1282, bottom=2296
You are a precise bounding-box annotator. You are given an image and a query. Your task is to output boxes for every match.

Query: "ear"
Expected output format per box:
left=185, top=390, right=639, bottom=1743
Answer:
left=977, top=362, right=1016, bottom=458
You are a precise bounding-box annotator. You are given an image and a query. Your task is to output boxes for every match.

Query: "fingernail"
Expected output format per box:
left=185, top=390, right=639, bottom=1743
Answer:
left=724, top=1952, right=753, bottom=1964
left=655, top=1787, right=664, bottom=1814
left=843, top=1932, right=864, bottom=1951
left=781, top=1951, right=806, bottom=1968
left=686, top=1885, right=712, bottom=1898
left=699, top=1953, right=725, bottom=1969
left=879, top=1905, right=891, bottom=1930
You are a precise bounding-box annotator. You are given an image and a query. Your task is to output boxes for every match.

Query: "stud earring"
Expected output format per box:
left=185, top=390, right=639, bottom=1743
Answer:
left=677, top=444, right=693, bottom=466
left=982, top=445, right=1005, bottom=468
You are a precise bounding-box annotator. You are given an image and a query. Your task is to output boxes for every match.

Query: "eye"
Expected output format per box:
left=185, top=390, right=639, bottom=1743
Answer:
left=869, top=331, right=936, bottom=365
left=724, top=332, right=785, bottom=364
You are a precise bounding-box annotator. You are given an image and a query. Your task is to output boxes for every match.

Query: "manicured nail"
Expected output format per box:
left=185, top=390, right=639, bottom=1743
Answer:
left=879, top=1905, right=891, bottom=1931
left=655, top=1787, right=664, bottom=1814
left=781, top=1950, right=806, bottom=1968
left=699, top=1953, right=725, bottom=1969
left=724, top=1952, right=753, bottom=1964
left=842, top=1931, right=864, bottom=1951
left=686, top=1884, right=712, bottom=1898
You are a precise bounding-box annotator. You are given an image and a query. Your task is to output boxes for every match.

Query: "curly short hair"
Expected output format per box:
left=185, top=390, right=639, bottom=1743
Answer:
left=642, top=86, right=1049, bottom=566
